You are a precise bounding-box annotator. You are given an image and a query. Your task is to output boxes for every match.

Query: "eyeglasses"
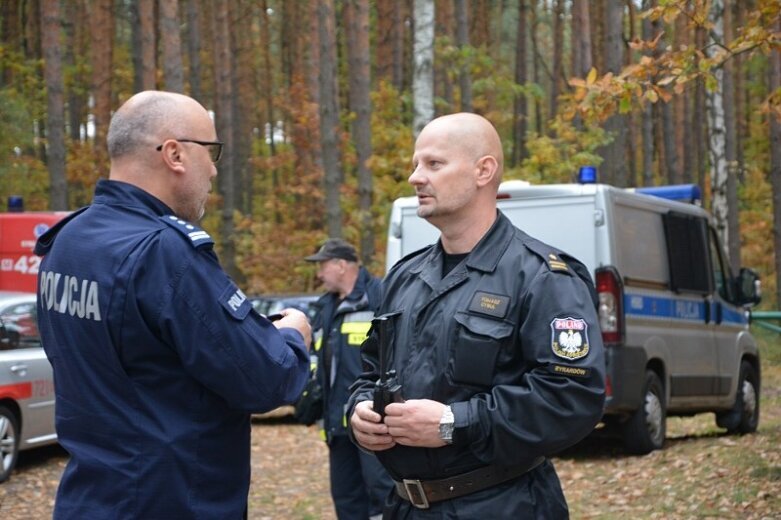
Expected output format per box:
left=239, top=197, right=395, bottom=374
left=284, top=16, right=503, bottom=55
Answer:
left=156, top=138, right=223, bottom=163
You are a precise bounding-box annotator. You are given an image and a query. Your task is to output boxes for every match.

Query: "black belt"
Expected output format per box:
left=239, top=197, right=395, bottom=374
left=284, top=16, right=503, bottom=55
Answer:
left=394, top=456, right=545, bottom=509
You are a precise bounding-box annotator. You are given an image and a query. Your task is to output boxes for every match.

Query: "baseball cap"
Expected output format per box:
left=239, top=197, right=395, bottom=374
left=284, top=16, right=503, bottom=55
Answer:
left=305, top=238, right=358, bottom=262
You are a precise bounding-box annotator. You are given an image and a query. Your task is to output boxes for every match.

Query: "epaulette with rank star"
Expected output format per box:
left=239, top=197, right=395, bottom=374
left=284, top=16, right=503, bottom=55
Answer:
left=160, top=215, right=215, bottom=249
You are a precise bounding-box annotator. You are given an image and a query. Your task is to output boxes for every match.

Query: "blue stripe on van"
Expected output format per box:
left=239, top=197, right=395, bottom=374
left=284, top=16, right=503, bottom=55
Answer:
left=623, top=293, right=747, bottom=326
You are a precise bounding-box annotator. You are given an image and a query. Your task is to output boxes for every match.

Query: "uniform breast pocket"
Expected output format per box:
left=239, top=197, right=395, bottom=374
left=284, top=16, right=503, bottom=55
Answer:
left=451, top=312, right=514, bottom=387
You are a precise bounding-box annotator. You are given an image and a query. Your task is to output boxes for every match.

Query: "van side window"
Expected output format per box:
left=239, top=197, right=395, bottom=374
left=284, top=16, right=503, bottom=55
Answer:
left=662, top=212, right=712, bottom=294
left=708, top=228, right=736, bottom=303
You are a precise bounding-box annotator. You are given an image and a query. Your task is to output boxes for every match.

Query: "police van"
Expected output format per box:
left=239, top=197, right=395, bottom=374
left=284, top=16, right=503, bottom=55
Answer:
left=385, top=174, right=761, bottom=454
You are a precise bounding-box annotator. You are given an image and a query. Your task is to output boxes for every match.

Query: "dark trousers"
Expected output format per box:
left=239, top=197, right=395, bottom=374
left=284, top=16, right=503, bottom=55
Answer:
left=329, top=434, right=393, bottom=519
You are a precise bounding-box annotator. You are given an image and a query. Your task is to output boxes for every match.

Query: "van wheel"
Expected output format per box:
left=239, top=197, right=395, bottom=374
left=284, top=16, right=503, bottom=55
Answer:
left=623, top=370, right=666, bottom=455
left=0, top=405, right=20, bottom=483
left=716, top=361, right=760, bottom=434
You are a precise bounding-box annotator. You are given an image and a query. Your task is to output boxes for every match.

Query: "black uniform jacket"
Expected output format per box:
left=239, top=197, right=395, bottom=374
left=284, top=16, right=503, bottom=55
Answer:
left=347, top=211, right=606, bottom=481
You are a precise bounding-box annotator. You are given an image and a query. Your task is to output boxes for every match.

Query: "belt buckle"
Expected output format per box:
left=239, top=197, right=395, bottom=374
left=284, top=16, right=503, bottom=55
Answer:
left=402, top=479, right=430, bottom=509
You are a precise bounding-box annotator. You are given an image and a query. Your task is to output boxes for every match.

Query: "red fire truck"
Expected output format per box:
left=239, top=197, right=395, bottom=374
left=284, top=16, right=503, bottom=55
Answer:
left=0, top=212, right=68, bottom=293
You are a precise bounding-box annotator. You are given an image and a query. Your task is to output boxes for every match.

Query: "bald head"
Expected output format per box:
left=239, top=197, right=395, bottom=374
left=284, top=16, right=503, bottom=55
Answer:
left=107, top=91, right=209, bottom=161
left=418, top=113, right=504, bottom=186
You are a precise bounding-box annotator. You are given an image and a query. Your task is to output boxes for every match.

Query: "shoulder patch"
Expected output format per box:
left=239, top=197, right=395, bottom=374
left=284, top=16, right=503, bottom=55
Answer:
left=550, top=317, right=590, bottom=360
left=220, top=283, right=252, bottom=320
left=160, top=215, right=214, bottom=249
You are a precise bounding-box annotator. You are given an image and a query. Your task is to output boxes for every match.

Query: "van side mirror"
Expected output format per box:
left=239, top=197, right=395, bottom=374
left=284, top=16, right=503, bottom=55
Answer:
left=736, top=268, right=761, bottom=307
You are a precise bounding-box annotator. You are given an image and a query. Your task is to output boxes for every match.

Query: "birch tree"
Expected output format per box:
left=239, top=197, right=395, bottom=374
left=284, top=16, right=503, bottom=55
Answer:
left=706, top=0, right=741, bottom=268
left=412, top=0, right=435, bottom=137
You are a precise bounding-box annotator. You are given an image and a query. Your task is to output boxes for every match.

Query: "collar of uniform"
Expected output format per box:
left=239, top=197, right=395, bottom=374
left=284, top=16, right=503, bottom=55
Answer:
left=92, top=179, right=175, bottom=217
left=410, top=211, right=514, bottom=275
left=463, top=211, right=514, bottom=273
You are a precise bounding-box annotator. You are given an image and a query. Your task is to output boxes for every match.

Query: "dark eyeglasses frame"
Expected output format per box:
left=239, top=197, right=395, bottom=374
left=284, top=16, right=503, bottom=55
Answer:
left=156, top=138, right=223, bottom=163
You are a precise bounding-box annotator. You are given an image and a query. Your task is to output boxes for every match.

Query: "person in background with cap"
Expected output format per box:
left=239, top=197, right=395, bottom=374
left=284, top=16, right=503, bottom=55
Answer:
left=305, top=238, right=394, bottom=520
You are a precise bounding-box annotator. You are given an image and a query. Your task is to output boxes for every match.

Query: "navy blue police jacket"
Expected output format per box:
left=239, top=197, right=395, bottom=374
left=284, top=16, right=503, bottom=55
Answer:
left=35, top=180, right=309, bottom=519
left=312, top=267, right=381, bottom=442
left=347, top=211, right=606, bottom=516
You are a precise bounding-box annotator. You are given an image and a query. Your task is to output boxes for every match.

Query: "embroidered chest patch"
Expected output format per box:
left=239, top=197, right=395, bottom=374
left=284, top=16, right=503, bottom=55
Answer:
left=550, top=317, right=590, bottom=360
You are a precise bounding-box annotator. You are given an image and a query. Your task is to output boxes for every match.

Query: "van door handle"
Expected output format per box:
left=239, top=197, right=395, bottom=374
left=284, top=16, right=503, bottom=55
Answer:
left=715, top=302, right=723, bottom=324
left=704, top=301, right=711, bottom=324
left=10, top=364, right=28, bottom=374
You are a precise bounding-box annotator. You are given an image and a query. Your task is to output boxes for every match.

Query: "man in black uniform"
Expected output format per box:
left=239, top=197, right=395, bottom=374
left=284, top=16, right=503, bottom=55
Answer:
left=306, top=239, right=393, bottom=519
left=347, top=113, right=605, bottom=518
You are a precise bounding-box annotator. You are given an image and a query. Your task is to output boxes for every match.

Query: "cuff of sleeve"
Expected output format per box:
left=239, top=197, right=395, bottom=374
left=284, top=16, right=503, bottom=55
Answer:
left=451, top=401, right=470, bottom=446
left=279, top=327, right=306, bottom=350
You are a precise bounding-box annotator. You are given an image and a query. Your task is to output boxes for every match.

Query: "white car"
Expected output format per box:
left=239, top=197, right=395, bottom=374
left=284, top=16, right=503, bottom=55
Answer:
left=0, top=291, right=56, bottom=483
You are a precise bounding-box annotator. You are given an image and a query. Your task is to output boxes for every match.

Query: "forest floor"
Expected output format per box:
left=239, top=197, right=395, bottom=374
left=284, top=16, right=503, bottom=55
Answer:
left=1, top=335, right=779, bottom=520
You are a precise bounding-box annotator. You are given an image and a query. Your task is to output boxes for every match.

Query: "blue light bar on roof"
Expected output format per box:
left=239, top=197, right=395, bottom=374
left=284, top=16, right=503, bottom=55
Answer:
left=7, top=196, right=24, bottom=212
left=635, top=184, right=702, bottom=204
left=578, top=166, right=597, bottom=184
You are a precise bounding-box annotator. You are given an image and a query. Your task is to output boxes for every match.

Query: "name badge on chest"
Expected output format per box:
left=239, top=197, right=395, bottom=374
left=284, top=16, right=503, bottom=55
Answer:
left=468, top=291, right=510, bottom=319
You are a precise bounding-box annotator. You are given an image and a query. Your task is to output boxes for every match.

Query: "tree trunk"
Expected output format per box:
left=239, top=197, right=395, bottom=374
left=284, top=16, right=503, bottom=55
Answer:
left=185, top=0, right=202, bottom=101
left=212, top=0, right=239, bottom=279
left=662, top=100, right=680, bottom=183
left=90, top=0, right=113, bottom=167
left=769, top=14, right=781, bottom=308
left=706, top=0, right=740, bottom=269
left=131, top=0, right=156, bottom=92
left=511, top=0, right=528, bottom=167
left=259, top=0, right=278, bottom=221
left=412, top=0, right=435, bottom=137
left=317, top=0, right=343, bottom=238
left=229, top=0, right=255, bottom=215
left=598, top=0, right=628, bottom=186
left=550, top=0, right=564, bottom=119
left=63, top=0, right=87, bottom=141
left=693, top=26, right=708, bottom=190
left=41, top=0, right=67, bottom=210
left=591, top=0, right=604, bottom=77
left=454, top=0, right=472, bottom=112
left=160, top=0, right=184, bottom=93
left=570, top=0, right=592, bottom=79
left=722, top=0, right=741, bottom=269
left=530, top=1, right=542, bottom=136
left=640, top=0, right=655, bottom=186
left=434, top=0, right=454, bottom=111
left=345, top=0, right=374, bottom=264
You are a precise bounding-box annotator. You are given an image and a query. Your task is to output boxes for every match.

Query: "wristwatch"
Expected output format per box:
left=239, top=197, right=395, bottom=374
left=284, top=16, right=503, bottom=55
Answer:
left=439, top=405, right=455, bottom=444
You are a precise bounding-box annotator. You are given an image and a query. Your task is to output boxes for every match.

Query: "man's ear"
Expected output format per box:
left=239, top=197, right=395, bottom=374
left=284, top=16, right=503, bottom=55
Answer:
left=475, top=155, right=499, bottom=188
left=159, top=141, right=186, bottom=174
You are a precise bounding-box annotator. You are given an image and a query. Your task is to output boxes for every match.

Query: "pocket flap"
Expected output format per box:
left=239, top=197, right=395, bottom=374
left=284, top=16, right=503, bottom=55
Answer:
left=454, top=311, right=514, bottom=340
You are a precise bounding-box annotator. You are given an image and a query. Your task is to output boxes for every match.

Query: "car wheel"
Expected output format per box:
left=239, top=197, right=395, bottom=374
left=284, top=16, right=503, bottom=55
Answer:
left=0, top=405, right=20, bottom=483
left=716, top=360, right=760, bottom=434
left=623, top=370, right=666, bottom=455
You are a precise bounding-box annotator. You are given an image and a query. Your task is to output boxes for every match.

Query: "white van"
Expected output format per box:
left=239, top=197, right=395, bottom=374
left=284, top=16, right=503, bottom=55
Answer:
left=385, top=179, right=761, bottom=454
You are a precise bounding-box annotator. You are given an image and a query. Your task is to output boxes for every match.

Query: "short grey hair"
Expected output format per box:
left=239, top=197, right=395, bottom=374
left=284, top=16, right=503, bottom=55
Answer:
left=107, top=93, right=185, bottom=159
